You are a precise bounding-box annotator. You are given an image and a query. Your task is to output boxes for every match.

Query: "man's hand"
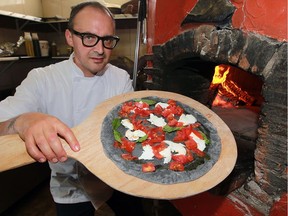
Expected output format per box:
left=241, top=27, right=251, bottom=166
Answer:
left=13, top=112, right=80, bottom=163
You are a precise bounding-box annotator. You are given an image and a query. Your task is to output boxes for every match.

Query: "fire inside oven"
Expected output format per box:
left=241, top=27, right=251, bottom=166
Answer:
left=210, top=64, right=264, bottom=108
left=162, top=58, right=264, bottom=109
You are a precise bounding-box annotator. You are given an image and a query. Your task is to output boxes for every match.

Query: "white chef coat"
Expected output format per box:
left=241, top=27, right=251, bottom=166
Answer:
left=0, top=54, right=134, bottom=208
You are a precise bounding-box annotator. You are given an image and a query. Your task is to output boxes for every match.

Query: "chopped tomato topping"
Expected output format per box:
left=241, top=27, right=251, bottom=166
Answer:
left=153, top=104, right=164, bottom=115
left=120, top=137, right=136, bottom=153
left=169, top=105, right=184, bottom=116
left=184, top=138, right=198, bottom=151
left=167, top=100, right=184, bottom=116
left=193, top=148, right=206, bottom=157
left=168, top=118, right=178, bottom=127
left=167, top=99, right=177, bottom=106
left=143, top=127, right=165, bottom=144
left=133, top=107, right=151, bottom=117
left=186, top=150, right=194, bottom=162
left=174, top=125, right=202, bottom=142
left=134, top=101, right=149, bottom=109
left=176, top=121, right=184, bottom=127
left=142, top=163, right=156, bottom=172
left=152, top=142, right=167, bottom=159
left=169, top=161, right=184, bottom=171
left=121, top=153, right=137, bottom=161
left=191, top=128, right=203, bottom=139
left=166, top=113, right=174, bottom=121
left=118, top=101, right=134, bottom=117
left=172, top=153, right=193, bottom=164
left=113, top=140, right=121, bottom=148
left=185, top=138, right=206, bottom=157
left=161, top=109, right=172, bottom=118
left=173, top=127, right=190, bottom=142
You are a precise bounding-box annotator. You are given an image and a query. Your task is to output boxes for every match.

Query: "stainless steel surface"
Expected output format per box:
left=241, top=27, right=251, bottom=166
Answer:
left=0, top=9, right=42, bottom=22
left=132, top=0, right=142, bottom=89
left=132, top=0, right=146, bottom=89
left=0, top=57, right=19, bottom=61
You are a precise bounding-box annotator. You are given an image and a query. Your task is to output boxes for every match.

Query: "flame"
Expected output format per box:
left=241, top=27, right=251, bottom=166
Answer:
left=210, top=64, right=255, bottom=107
left=211, top=65, right=230, bottom=85
left=210, top=65, right=232, bottom=107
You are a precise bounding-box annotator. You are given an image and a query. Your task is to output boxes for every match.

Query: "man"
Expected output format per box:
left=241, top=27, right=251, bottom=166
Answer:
left=0, top=2, right=143, bottom=215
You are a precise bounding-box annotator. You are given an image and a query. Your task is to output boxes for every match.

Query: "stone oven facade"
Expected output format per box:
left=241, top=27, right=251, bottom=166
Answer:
left=140, top=0, right=287, bottom=215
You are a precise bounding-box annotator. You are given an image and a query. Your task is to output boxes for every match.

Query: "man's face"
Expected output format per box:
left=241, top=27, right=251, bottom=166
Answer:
left=65, top=6, right=115, bottom=77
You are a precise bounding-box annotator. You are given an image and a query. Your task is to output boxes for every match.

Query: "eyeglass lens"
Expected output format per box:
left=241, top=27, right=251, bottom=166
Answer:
left=82, top=34, right=118, bottom=49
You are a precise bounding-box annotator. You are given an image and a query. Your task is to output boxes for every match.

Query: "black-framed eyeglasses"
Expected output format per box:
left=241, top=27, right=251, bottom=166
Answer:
left=69, top=28, right=120, bottom=49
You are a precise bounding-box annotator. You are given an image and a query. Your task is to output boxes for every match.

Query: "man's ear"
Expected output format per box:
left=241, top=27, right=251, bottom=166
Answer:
left=65, top=29, right=73, bottom=47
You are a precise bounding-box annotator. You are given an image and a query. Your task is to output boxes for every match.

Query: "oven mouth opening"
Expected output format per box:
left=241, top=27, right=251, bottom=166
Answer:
left=159, top=57, right=264, bottom=194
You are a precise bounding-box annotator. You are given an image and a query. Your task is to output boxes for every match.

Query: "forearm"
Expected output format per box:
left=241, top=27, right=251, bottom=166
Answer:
left=0, top=116, right=19, bottom=135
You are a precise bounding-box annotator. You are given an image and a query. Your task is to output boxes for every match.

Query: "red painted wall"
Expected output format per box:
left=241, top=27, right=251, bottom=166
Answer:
left=147, top=0, right=287, bottom=52
left=232, top=0, right=287, bottom=41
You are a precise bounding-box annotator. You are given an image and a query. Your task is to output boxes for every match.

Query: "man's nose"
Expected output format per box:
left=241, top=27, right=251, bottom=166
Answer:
left=93, top=40, right=104, bottom=54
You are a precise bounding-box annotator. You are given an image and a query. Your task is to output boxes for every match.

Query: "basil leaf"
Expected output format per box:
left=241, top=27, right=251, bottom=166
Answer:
left=112, top=118, right=121, bottom=130
left=113, top=130, right=122, bottom=143
left=163, top=125, right=182, bottom=133
left=136, top=135, right=148, bottom=143
left=200, top=131, right=210, bottom=144
left=134, top=98, right=157, bottom=105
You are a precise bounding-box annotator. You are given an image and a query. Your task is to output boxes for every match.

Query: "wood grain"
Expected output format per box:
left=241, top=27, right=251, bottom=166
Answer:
left=0, top=90, right=237, bottom=199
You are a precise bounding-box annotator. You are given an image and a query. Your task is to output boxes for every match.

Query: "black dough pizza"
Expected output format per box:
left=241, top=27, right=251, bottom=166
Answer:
left=101, top=96, right=221, bottom=184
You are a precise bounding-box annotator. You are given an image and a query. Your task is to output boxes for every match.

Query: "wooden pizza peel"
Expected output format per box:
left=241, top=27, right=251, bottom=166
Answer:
left=0, top=90, right=237, bottom=199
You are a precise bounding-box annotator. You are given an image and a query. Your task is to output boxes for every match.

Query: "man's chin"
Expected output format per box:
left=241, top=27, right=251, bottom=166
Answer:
left=90, top=65, right=106, bottom=76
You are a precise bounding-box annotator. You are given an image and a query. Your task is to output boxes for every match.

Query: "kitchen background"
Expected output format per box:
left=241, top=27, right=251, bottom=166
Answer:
left=0, top=0, right=143, bottom=60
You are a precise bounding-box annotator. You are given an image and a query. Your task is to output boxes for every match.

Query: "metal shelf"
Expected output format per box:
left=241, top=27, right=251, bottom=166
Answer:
left=0, top=10, right=137, bottom=33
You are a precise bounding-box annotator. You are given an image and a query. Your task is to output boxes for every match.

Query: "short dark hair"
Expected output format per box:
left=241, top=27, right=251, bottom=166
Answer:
left=67, top=1, right=115, bottom=30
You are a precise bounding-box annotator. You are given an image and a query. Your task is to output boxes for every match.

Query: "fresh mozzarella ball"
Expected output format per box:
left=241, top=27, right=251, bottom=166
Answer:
left=147, top=114, right=166, bottom=127
left=125, top=129, right=146, bottom=141
left=178, top=114, right=197, bottom=126
left=190, top=132, right=206, bottom=151
left=159, top=140, right=187, bottom=164
left=164, top=140, right=186, bottom=155
left=155, top=102, right=169, bottom=109
left=159, top=147, right=172, bottom=164
left=121, top=119, right=134, bottom=130
left=139, top=145, right=154, bottom=160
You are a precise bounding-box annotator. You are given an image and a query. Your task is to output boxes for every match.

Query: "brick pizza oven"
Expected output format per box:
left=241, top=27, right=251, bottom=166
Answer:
left=138, top=0, right=287, bottom=215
